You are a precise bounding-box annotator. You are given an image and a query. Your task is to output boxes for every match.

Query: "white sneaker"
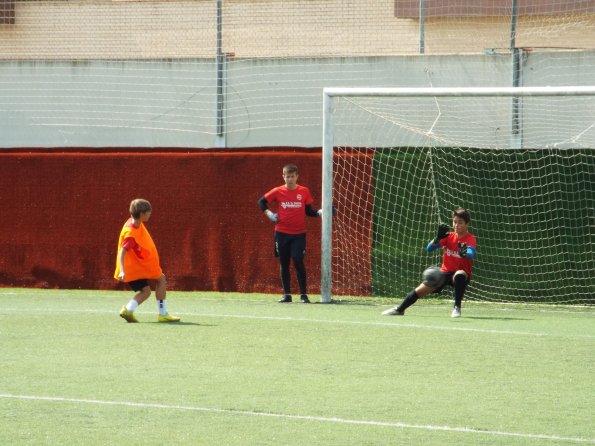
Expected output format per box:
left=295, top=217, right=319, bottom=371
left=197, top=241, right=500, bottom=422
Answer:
left=451, top=307, right=461, bottom=318
left=382, top=308, right=404, bottom=316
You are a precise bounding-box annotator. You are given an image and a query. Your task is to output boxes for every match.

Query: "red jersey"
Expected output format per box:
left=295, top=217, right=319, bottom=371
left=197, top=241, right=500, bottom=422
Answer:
left=439, top=231, right=477, bottom=279
left=264, top=184, right=314, bottom=234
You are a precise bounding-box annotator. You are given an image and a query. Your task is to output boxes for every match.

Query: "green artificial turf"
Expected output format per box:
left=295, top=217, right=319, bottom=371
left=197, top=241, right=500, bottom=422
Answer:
left=1, top=289, right=593, bottom=445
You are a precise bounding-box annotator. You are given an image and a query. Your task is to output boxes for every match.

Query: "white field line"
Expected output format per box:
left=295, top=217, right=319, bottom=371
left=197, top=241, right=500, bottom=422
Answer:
left=1, top=307, right=595, bottom=339
left=1, top=291, right=593, bottom=314
left=1, top=291, right=593, bottom=318
left=1, top=393, right=593, bottom=444
left=184, top=312, right=595, bottom=338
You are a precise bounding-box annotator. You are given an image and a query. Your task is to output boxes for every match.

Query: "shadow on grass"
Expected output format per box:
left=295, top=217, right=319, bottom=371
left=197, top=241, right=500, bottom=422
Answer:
left=465, top=316, right=533, bottom=321
left=145, top=321, right=209, bottom=327
left=318, top=300, right=380, bottom=307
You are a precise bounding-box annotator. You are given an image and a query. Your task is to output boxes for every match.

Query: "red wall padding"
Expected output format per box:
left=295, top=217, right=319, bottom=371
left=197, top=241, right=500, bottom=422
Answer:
left=0, top=150, right=323, bottom=293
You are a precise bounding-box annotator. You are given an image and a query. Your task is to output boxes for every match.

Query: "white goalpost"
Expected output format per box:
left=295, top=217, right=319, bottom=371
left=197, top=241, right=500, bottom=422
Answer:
left=321, top=86, right=595, bottom=304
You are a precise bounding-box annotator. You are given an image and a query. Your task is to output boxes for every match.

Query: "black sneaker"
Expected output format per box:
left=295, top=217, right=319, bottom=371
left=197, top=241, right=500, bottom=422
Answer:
left=300, top=294, right=310, bottom=303
left=278, top=295, right=292, bottom=303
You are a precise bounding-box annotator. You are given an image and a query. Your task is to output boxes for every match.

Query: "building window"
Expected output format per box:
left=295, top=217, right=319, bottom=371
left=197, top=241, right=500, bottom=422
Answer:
left=395, top=0, right=595, bottom=18
left=1, top=0, right=15, bottom=25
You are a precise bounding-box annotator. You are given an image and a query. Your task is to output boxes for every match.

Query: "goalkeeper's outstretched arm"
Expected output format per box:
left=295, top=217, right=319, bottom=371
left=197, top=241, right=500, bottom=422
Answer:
left=427, top=223, right=450, bottom=252
left=313, top=204, right=337, bottom=218
left=427, top=240, right=440, bottom=252
left=305, top=204, right=319, bottom=217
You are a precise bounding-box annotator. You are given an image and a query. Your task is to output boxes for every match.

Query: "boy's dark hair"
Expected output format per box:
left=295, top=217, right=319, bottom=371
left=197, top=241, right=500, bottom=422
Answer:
left=283, top=163, right=298, bottom=174
left=130, top=199, right=152, bottom=219
left=452, top=207, right=471, bottom=223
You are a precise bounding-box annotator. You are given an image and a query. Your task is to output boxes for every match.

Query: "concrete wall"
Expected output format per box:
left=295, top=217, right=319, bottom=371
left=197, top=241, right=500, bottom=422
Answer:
left=1, top=51, right=594, bottom=149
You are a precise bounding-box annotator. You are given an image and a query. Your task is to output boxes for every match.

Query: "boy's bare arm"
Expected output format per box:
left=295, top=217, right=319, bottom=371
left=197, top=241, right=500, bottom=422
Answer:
left=117, top=247, right=127, bottom=281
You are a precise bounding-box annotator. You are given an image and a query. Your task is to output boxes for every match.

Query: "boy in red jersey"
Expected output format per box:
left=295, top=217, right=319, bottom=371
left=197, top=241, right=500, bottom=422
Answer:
left=258, top=164, right=322, bottom=303
left=383, top=207, right=477, bottom=318
left=115, top=199, right=180, bottom=323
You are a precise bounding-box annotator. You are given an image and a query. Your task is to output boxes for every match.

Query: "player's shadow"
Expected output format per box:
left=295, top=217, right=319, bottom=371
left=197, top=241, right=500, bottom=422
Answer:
left=465, top=316, right=532, bottom=321
left=318, top=300, right=378, bottom=307
left=147, top=321, right=212, bottom=327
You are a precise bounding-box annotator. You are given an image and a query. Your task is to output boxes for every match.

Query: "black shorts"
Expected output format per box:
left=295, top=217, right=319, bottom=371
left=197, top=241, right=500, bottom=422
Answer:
left=274, top=232, right=306, bottom=259
left=432, top=271, right=469, bottom=294
left=127, top=278, right=150, bottom=292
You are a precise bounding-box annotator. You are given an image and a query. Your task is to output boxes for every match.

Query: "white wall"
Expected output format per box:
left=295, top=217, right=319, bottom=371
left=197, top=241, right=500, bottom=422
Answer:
left=0, top=51, right=594, bottom=149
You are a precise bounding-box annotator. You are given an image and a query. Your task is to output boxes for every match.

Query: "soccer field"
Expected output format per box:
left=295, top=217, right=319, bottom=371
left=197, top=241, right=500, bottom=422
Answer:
left=1, top=289, right=593, bottom=446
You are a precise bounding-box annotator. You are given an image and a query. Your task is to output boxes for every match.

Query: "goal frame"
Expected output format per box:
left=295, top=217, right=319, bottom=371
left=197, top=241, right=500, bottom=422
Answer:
left=320, top=86, right=595, bottom=303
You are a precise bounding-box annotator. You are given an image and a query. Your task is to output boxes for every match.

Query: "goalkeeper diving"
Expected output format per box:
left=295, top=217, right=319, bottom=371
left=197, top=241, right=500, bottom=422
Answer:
left=383, top=207, right=476, bottom=318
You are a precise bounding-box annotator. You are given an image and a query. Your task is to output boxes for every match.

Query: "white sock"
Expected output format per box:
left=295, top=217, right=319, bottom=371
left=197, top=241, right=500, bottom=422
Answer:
left=126, top=300, right=139, bottom=312
left=158, top=299, right=167, bottom=315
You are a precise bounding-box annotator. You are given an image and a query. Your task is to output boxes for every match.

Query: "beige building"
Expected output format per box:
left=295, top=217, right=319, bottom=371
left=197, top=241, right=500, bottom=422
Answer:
left=0, top=0, right=594, bottom=59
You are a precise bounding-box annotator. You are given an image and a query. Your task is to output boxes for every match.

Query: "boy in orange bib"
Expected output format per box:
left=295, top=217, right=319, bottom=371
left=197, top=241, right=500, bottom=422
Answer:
left=115, top=199, right=180, bottom=323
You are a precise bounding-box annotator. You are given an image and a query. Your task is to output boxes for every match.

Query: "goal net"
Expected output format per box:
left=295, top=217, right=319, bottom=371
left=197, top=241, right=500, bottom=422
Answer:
left=321, top=87, right=595, bottom=305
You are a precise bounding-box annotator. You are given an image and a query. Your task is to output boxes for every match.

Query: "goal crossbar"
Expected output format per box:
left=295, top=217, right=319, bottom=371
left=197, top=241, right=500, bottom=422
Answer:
left=320, top=86, right=595, bottom=303
left=323, top=86, right=595, bottom=98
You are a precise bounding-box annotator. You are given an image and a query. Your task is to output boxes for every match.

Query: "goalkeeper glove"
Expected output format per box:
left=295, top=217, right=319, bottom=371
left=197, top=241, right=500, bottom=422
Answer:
left=437, top=223, right=449, bottom=239
left=317, top=205, right=337, bottom=218
left=264, top=210, right=278, bottom=223
left=433, top=223, right=449, bottom=244
left=457, top=242, right=468, bottom=258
